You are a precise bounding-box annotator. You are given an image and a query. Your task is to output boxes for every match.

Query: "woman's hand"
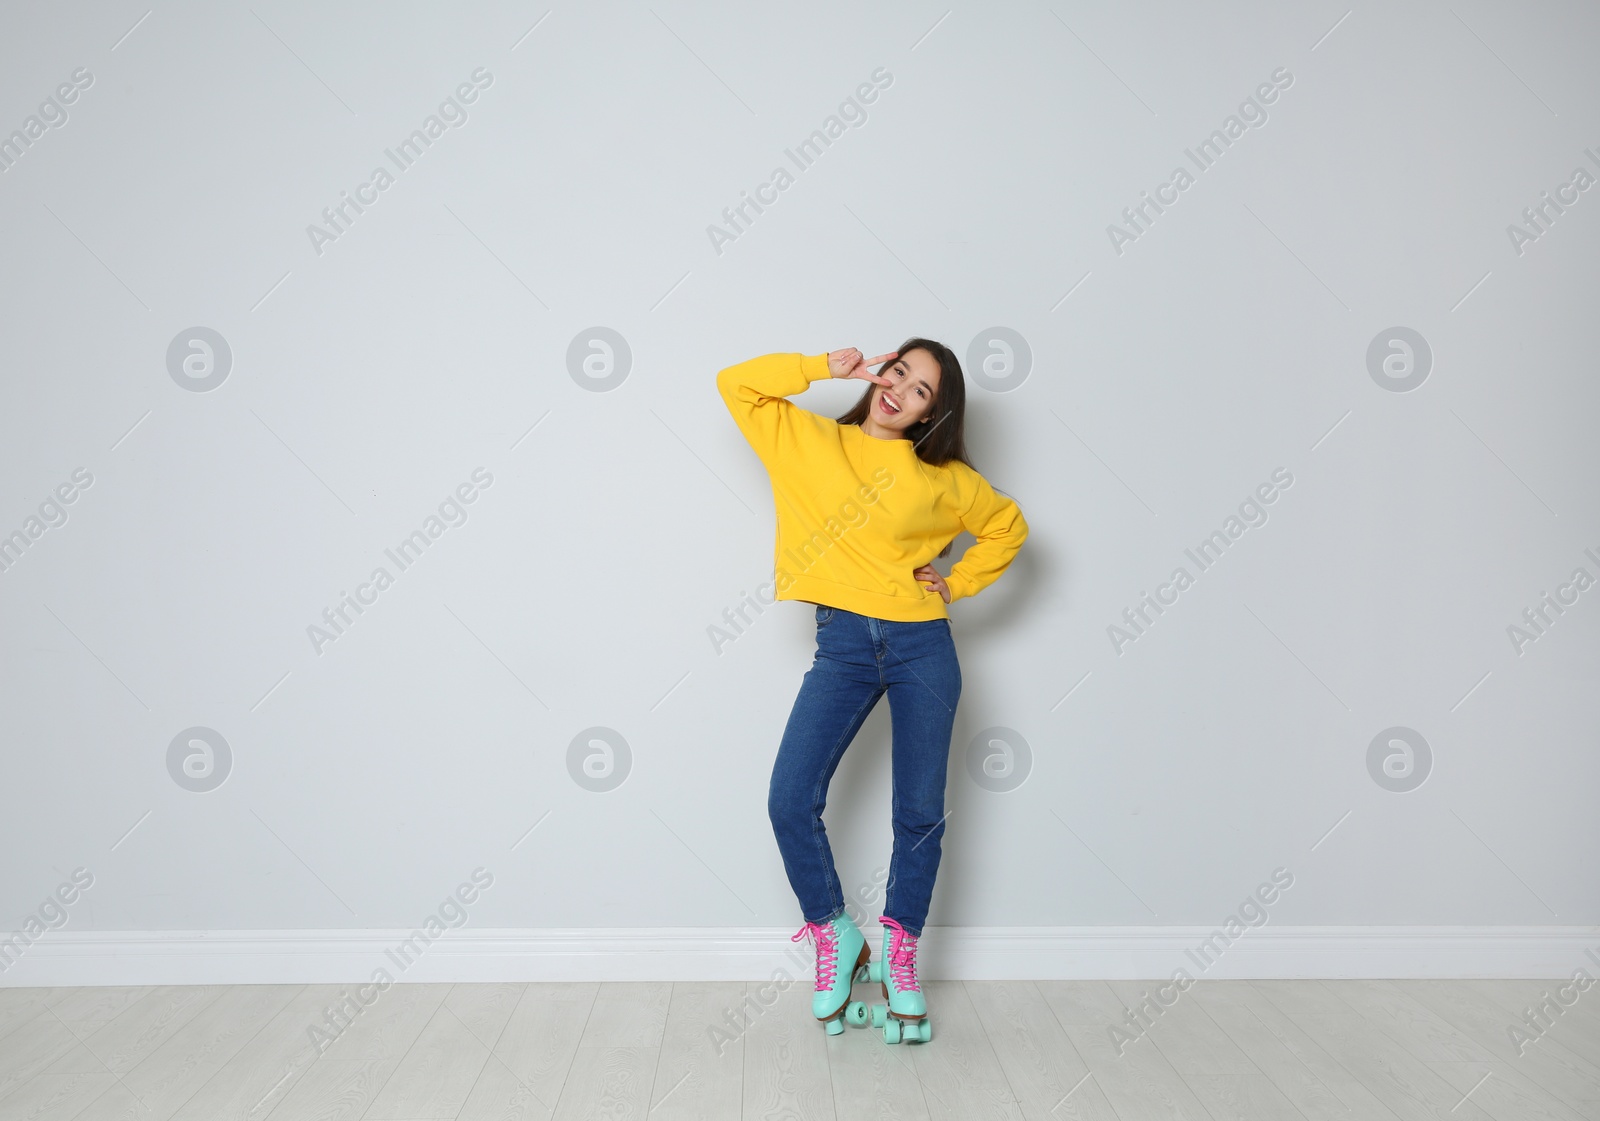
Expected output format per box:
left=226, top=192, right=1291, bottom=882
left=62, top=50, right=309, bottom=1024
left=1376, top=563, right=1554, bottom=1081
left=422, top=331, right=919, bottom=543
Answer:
left=914, top=564, right=950, bottom=603
left=828, top=348, right=898, bottom=384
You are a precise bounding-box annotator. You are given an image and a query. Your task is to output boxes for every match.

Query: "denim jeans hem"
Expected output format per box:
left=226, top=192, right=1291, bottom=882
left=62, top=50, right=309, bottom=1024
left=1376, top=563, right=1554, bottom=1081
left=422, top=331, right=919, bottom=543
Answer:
left=882, top=915, right=923, bottom=939
left=814, top=902, right=847, bottom=926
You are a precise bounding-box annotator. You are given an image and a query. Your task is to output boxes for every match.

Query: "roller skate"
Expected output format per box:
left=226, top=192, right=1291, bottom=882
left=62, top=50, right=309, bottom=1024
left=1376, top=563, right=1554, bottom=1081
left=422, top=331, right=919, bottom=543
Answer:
left=866, top=916, right=931, bottom=1043
left=790, top=912, right=871, bottom=1035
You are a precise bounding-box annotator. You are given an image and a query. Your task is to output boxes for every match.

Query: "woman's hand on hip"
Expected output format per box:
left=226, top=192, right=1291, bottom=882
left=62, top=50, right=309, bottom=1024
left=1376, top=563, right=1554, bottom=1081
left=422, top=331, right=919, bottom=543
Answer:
left=828, top=347, right=897, bottom=383
left=914, top=564, right=950, bottom=604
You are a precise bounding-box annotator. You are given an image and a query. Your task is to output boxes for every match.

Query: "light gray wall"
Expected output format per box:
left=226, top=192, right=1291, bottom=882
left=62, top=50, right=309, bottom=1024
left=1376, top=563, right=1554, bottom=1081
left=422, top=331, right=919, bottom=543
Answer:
left=2, top=0, right=1596, bottom=944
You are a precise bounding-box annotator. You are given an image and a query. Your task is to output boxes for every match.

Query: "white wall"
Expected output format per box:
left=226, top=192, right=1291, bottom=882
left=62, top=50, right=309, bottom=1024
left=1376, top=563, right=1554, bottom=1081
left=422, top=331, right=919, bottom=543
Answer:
left=2, top=0, right=1596, bottom=982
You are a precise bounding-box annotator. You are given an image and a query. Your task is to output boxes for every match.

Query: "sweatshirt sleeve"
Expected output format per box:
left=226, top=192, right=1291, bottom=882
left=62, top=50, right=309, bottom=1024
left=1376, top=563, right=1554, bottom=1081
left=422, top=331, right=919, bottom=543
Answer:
left=716, top=352, right=835, bottom=465
left=944, top=466, right=1028, bottom=604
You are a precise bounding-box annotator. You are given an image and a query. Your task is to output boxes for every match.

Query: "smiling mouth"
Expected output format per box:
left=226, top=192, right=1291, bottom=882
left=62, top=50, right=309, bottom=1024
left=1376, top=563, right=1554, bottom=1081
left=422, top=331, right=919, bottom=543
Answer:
left=879, top=390, right=901, bottom=416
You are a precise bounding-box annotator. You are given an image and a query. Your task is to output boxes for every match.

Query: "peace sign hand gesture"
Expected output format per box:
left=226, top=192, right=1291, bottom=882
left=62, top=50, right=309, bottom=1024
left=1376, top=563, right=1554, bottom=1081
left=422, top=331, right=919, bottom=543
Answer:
left=827, top=348, right=898, bottom=384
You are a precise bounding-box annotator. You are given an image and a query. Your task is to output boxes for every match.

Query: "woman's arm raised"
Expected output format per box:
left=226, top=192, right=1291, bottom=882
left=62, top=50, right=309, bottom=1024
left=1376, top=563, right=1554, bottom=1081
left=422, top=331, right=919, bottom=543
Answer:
left=716, top=349, right=895, bottom=464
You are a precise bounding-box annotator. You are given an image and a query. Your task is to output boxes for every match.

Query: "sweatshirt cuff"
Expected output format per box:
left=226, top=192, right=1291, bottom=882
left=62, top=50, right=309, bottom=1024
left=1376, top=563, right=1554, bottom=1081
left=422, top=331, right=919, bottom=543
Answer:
left=945, top=573, right=975, bottom=604
left=800, top=353, right=833, bottom=383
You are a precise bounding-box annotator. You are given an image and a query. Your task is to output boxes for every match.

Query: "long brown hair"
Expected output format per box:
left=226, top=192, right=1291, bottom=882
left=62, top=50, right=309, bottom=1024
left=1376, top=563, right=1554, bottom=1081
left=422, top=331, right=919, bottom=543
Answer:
left=835, top=337, right=972, bottom=557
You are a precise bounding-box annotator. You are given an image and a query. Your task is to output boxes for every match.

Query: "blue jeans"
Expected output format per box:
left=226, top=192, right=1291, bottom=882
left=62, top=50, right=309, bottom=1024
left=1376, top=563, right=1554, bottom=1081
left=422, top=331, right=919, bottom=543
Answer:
left=768, top=604, right=962, bottom=938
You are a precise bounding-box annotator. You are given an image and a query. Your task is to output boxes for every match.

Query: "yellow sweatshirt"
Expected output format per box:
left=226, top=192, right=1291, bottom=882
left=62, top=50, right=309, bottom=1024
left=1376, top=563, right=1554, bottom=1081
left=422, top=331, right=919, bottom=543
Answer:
left=718, top=352, right=1028, bottom=622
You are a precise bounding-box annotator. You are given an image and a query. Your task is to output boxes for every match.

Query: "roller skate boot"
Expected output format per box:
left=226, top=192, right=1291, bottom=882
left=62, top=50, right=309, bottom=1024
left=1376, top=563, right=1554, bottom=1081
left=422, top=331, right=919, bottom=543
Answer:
left=866, top=916, right=931, bottom=1043
left=790, top=912, right=871, bottom=1035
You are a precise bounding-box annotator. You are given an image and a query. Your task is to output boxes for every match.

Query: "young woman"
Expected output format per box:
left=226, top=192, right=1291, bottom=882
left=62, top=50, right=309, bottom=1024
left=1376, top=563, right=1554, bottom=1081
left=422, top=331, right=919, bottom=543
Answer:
left=717, top=341, right=1028, bottom=1043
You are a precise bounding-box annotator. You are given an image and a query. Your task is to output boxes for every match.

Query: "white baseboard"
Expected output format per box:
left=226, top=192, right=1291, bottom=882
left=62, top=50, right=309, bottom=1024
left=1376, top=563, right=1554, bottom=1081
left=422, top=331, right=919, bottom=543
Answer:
left=3, top=926, right=1597, bottom=986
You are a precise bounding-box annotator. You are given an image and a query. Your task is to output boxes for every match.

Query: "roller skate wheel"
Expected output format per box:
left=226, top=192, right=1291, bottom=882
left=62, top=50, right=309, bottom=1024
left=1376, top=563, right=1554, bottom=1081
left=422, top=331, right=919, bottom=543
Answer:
left=883, top=1018, right=903, bottom=1045
left=845, top=1000, right=868, bottom=1027
left=870, top=1003, right=887, bottom=1028
left=866, top=961, right=882, bottom=983
left=824, top=1016, right=844, bottom=1036
left=912, top=1018, right=932, bottom=1043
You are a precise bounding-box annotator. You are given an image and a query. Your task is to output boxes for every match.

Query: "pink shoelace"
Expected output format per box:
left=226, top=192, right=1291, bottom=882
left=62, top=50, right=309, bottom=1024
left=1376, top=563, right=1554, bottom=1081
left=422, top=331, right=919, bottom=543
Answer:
left=881, top=917, right=921, bottom=992
left=791, top=921, right=839, bottom=990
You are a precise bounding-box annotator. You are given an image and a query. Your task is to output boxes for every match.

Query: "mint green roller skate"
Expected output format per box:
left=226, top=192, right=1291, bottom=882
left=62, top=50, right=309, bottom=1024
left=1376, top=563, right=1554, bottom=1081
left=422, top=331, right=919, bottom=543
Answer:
left=790, top=912, right=871, bottom=1035
left=866, top=916, right=931, bottom=1043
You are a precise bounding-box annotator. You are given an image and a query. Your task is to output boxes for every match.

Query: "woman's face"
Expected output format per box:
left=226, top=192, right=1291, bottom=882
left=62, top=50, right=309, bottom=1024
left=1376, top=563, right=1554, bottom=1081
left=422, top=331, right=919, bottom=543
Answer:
left=869, top=349, right=941, bottom=434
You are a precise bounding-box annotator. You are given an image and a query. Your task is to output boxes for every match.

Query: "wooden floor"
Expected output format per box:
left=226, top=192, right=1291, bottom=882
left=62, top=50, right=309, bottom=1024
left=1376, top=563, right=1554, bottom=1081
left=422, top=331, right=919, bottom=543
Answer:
left=0, top=978, right=1596, bottom=1120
